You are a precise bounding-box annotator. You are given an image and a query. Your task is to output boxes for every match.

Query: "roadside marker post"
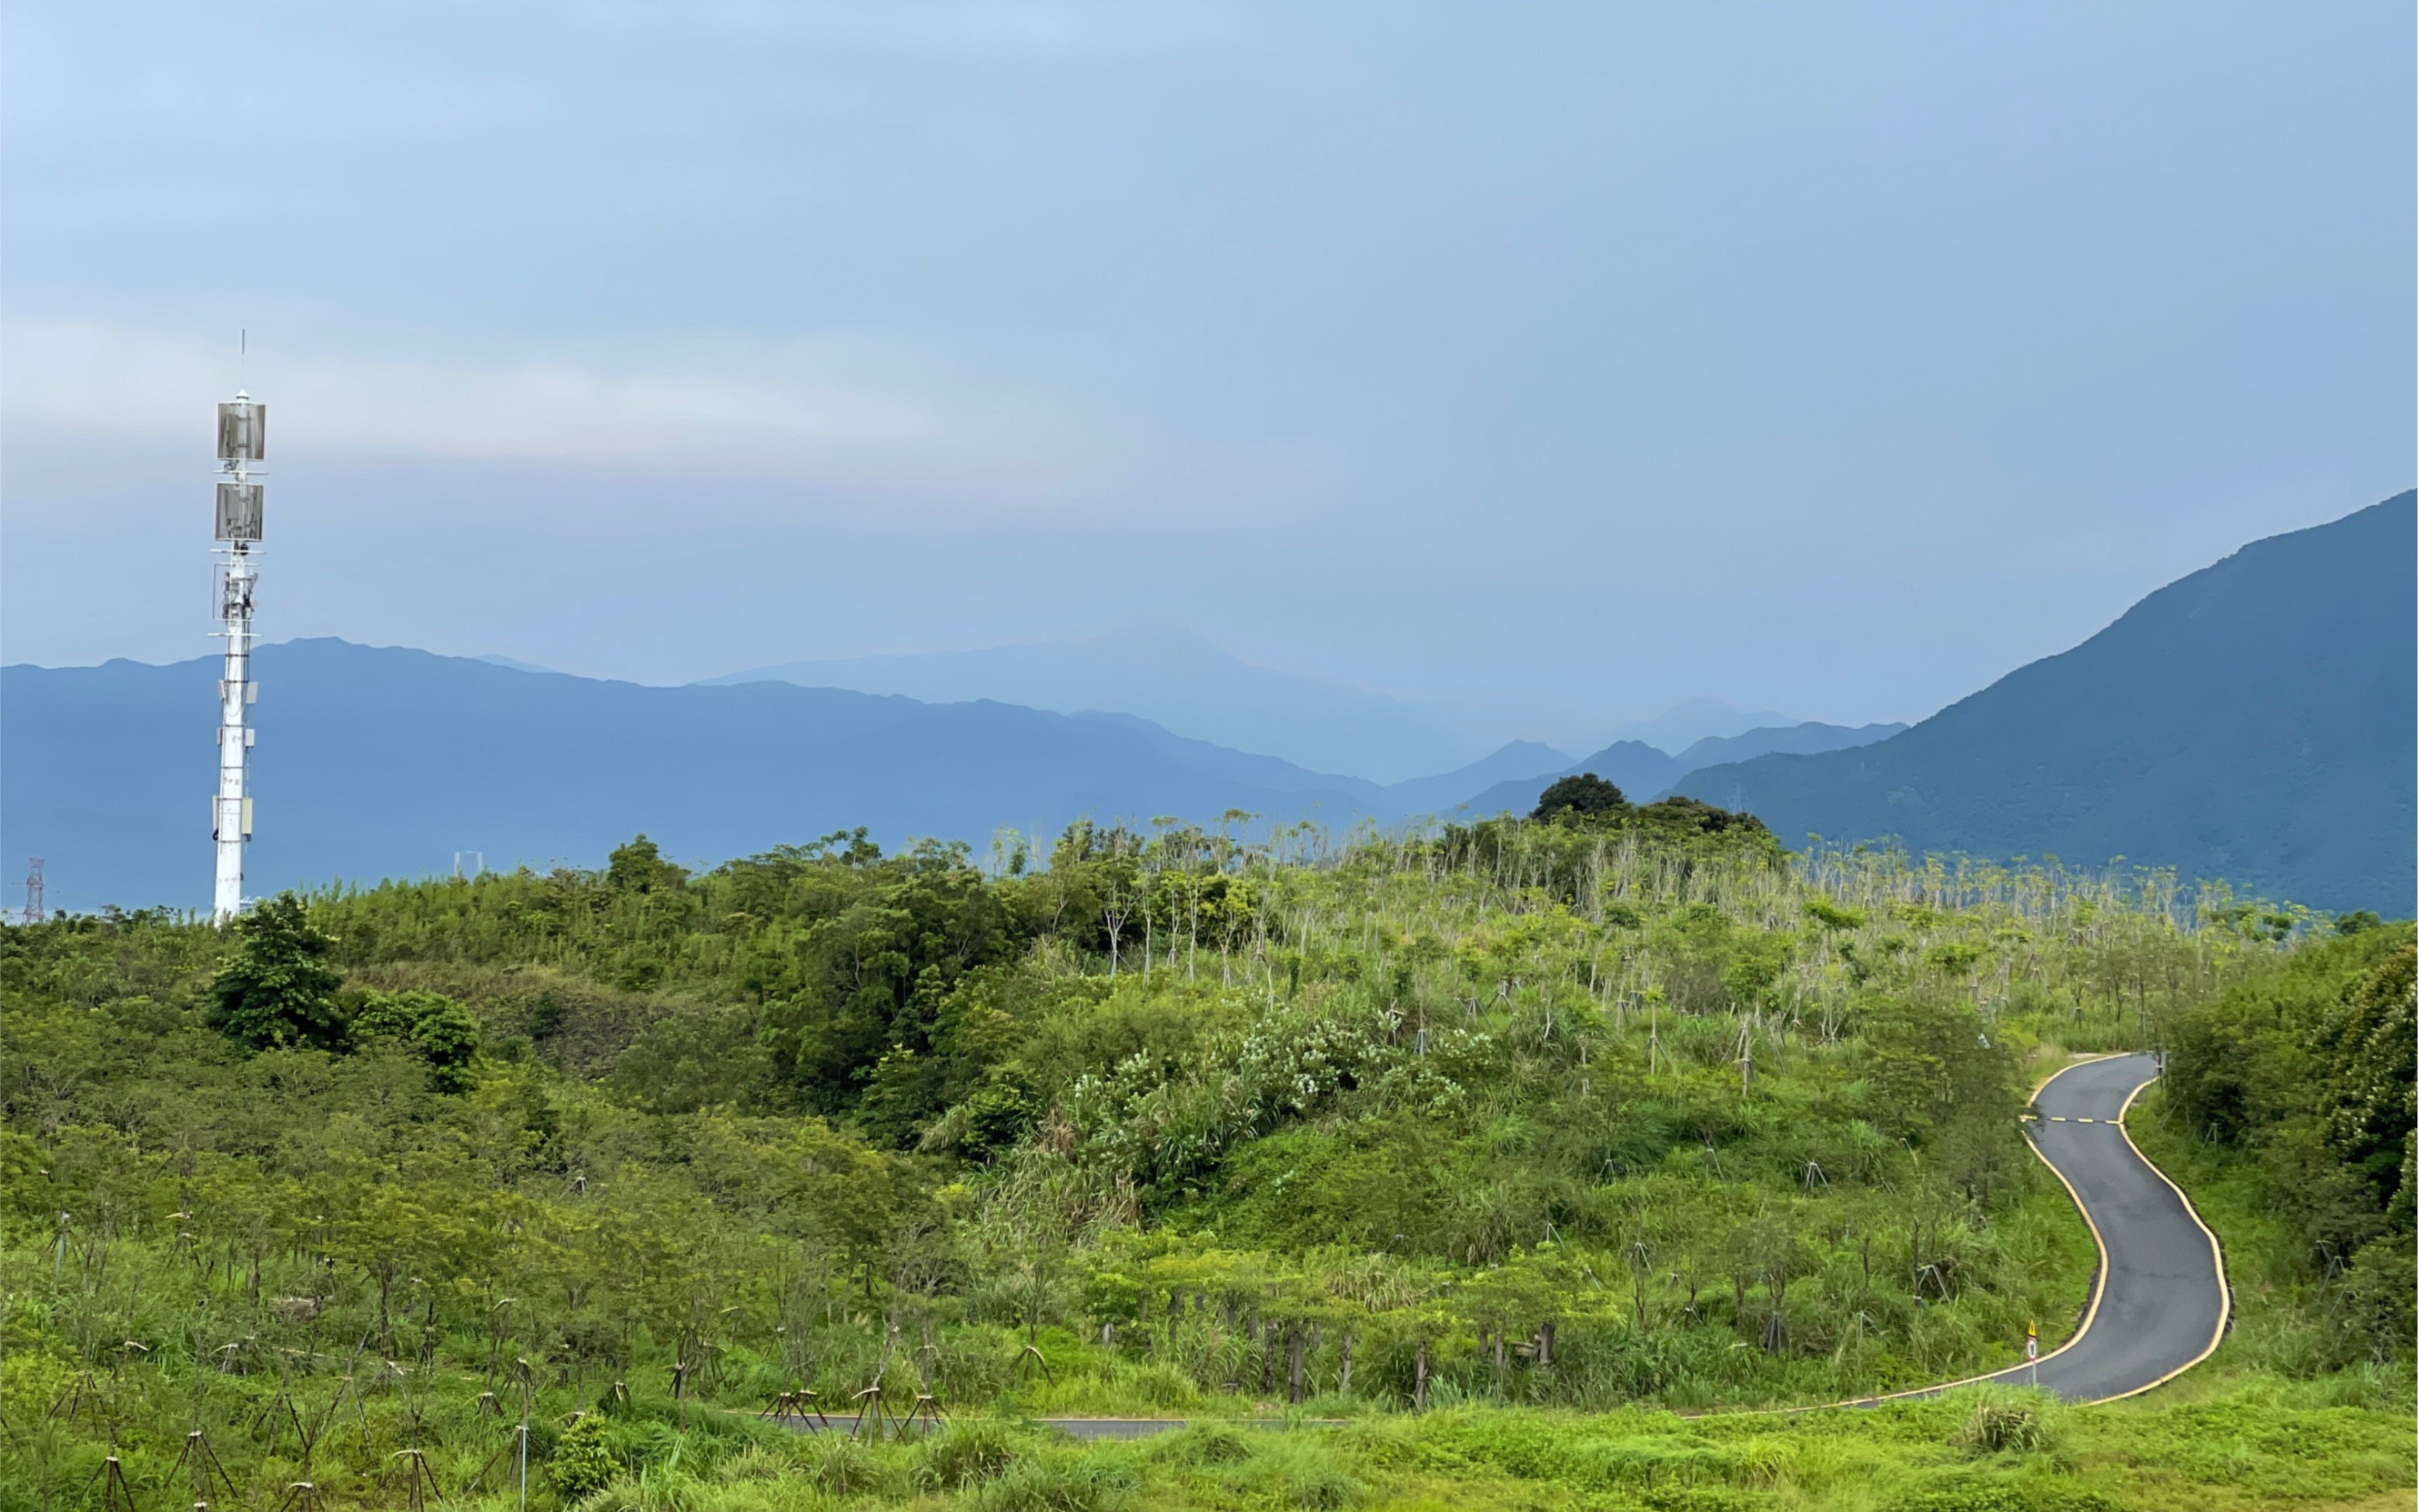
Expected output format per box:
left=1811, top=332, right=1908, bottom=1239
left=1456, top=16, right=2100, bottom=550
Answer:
left=2026, top=1321, right=2039, bottom=1388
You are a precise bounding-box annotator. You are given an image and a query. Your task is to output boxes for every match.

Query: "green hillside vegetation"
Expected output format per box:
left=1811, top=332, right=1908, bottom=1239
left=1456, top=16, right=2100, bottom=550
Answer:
left=2138, top=923, right=2416, bottom=1372
left=4, top=809, right=2409, bottom=1510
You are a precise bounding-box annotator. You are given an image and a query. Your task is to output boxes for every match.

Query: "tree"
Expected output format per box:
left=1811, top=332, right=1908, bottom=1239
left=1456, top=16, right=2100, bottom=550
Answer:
left=353, top=988, right=484, bottom=1092
left=1863, top=992, right=2021, bottom=1199
left=2320, top=943, right=2416, bottom=1221
left=1630, top=796, right=1770, bottom=839
left=607, top=833, right=689, bottom=893
left=1532, top=773, right=1628, bottom=823
left=207, top=892, right=347, bottom=1051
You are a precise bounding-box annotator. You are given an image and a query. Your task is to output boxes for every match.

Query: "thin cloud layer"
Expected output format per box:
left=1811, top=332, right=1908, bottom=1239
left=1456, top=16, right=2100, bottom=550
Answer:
left=5, top=321, right=937, bottom=461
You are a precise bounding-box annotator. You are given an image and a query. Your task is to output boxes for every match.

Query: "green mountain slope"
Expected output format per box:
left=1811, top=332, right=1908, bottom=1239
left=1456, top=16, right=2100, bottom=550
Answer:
left=1672, top=494, right=2416, bottom=911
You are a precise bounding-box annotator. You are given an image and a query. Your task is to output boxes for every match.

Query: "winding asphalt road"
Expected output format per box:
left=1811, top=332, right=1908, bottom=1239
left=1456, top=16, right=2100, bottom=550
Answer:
left=1863, top=1050, right=2230, bottom=1405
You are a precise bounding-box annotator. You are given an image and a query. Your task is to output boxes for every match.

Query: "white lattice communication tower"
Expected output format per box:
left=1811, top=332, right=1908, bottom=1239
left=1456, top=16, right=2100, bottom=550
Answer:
left=212, top=393, right=267, bottom=921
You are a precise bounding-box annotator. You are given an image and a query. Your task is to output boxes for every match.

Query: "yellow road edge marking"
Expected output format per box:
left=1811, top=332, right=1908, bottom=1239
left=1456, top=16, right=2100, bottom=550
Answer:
left=2089, top=1074, right=2234, bottom=1403
left=1703, top=1052, right=2127, bottom=1418
left=1682, top=1051, right=2224, bottom=1418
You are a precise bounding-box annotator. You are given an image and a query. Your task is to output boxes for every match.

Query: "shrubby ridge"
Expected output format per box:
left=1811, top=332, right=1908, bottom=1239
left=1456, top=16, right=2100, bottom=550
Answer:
left=5, top=806, right=2409, bottom=1509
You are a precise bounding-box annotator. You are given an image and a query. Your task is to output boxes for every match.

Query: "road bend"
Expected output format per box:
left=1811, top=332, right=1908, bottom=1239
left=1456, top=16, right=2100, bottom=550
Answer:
left=1867, top=1050, right=2229, bottom=1405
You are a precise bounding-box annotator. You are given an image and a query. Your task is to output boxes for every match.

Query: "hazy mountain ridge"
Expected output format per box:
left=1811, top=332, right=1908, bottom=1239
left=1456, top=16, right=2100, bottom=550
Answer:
left=703, top=631, right=1773, bottom=784
left=0, top=644, right=1580, bottom=912
left=1669, top=493, right=2416, bottom=912
left=0, top=642, right=1400, bottom=911
left=1458, top=722, right=1911, bottom=817
left=702, top=628, right=1486, bottom=783
left=9, top=500, right=2405, bottom=913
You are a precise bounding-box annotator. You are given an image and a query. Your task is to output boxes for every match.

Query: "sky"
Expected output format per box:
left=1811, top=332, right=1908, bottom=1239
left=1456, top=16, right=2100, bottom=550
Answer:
left=4, top=2, right=2411, bottom=751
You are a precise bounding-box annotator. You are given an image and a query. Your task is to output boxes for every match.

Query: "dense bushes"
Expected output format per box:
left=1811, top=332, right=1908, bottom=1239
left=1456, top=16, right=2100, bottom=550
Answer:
left=2162, top=926, right=2416, bottom=1363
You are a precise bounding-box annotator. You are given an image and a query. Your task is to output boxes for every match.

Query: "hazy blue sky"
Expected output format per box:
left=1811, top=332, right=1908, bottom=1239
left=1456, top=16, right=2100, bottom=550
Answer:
left=5, top=2, right=2410, bottom=747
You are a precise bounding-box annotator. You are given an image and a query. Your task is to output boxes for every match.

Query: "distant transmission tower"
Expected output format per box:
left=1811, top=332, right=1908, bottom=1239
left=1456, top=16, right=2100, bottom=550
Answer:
left=212, top=393, right=267, bottom=922
left=22, top=859, right=45, bottom=924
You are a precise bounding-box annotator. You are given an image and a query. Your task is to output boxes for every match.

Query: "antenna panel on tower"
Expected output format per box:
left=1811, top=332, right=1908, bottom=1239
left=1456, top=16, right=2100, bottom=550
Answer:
left=215, top=483, right=264, bottom=541
left=217, top=402, right=267, bottom=460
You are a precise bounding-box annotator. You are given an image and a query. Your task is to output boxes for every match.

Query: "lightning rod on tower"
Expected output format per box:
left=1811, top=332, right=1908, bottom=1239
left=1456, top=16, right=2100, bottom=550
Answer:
left=212, top=393, right=266, bottom=921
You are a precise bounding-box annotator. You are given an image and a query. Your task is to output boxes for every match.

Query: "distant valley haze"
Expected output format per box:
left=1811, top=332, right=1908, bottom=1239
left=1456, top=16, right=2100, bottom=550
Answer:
left=5, top=494, right=2406, bottom=914
left=0, top=634, right=1877, bottom=913
left=700, top=628, right=1797, bottom=782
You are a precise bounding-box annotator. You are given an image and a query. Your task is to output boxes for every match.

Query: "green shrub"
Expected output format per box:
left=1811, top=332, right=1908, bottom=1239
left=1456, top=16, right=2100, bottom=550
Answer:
left=1226, top=1435, right=1362, bottom=1509
left=353, top=988, right=483, bottom=1091
left=1952, top=1391, right=2059, bottom=1455
left=1144, top=1422, right=1255, bottom=1466
left=550, top=1413, right=624, bottom=1501
left=582, top=1465, right=706, bottom=1512
left=799, top=1433, right=894, bottom=1497
left=915, top=1418, right=1026, bottom=1490
left=970, top=1452, right=1137, bottom=1512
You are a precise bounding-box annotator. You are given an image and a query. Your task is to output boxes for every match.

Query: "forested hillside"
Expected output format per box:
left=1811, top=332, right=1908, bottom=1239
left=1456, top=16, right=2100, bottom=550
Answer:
left=8, top=806, right=2408, bottom=1509
left=1672, top=493, right=2418, bottom=912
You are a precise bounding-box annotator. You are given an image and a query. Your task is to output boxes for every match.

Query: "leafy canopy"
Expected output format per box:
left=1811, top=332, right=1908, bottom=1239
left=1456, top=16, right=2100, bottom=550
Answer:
left=205, top=891, right=346, bottom=1051
left=1532, top=772, right=1629, bottom=822
left=353, top=988, right=483, bottom=1092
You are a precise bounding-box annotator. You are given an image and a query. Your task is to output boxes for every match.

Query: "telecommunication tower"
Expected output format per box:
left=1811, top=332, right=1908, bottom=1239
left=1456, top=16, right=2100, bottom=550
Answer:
left=212, top=393, right=267, bottom=921
left=22, top=859, right=45, bottom=924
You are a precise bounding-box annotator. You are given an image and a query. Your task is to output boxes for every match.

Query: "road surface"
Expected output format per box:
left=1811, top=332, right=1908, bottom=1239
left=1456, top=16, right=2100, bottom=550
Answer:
left=1861, top=1050, right=2230, bottom=1405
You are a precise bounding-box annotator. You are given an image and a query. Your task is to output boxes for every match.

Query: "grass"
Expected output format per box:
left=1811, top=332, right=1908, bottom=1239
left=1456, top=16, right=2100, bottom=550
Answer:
left=418, top=1383, right=2417, bottom=1511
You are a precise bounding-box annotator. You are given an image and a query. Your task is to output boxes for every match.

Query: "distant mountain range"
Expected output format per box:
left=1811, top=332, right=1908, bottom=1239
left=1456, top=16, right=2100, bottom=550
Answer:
left=1458, top=721, right=1910, bottom=816
left=702, top=629, right=1486, bottom=783
left=0, top=642, right=1580, bottom=912
left=700, top=631, right=1794, bottom=782
left=1591, top=698, right=1797, bottom=754
left=7, top=497, right=2406, bottom=914
left=1669, top=493, right=2416, bottom=912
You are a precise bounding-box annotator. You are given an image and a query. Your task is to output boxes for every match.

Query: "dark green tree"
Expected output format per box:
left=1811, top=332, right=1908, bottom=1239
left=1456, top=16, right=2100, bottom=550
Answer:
left=1531, top=772, right=1629, bottom=822
left=1632, top=795, right=1770, bottom=838
left=607, top=833, right=690, bottom=893
left=206, top=892, right=347, bottom=1051
left=2320, top=943, right=2416, bottom=1221
left=353, top=988, right=484, bottom=1093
